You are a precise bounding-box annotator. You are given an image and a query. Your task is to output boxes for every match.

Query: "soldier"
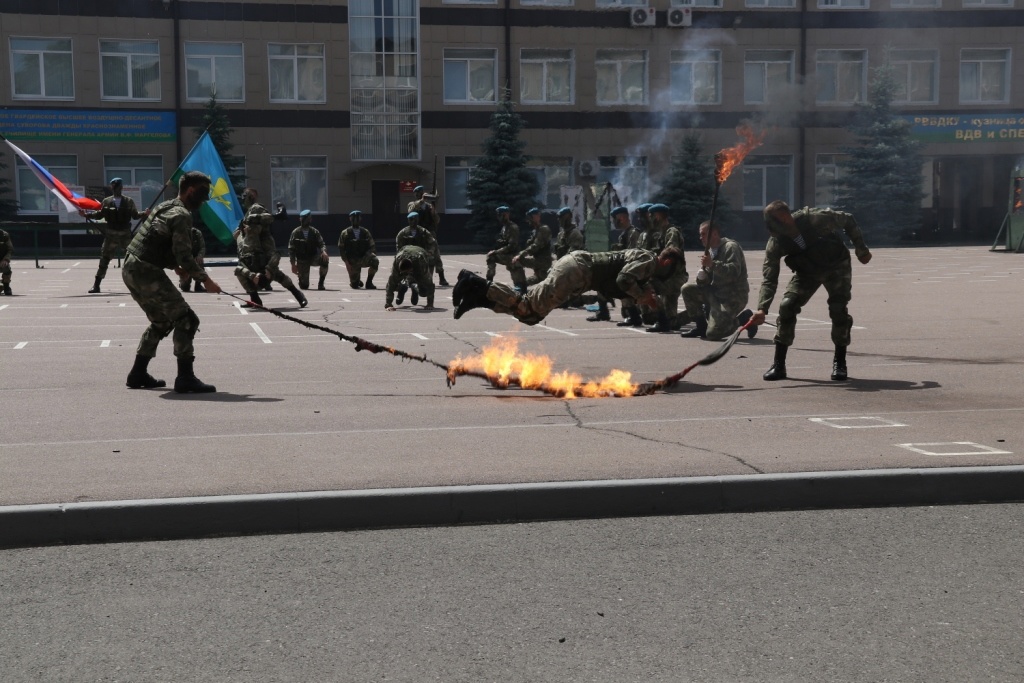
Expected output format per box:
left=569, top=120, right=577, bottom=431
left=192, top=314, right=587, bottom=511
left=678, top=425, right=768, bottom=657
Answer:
left=82, top=177, right=149, bottom=294
left=407, top=185, right=449, bottom=286
left=384, top=245, right=435, bottom=311
left=611, top=205, right=639, bottom=251
left=634, top=203, right=659, bottom=251
left=553, top=206, right=584, bottom=259
left=121, top=171, right=223, bottom=393
left=0, top=227, right=12, bottom=295
left=337, top=210, right=379, bottom=289
left=645, top=203, right=688, bottom=332
left=679, top=220, right=753, bottom=340
left=509, top=207, right=553, bottom=292
left=484, top=205, right=520, bottom=282
left=178, top=226, right=207, bottom=293
left=750, top=200, right=872, bottom=382
left=396, top=212, right=439, bottom=257
left=288, top=209, right=329, bottom=290
left=233, top=187, right=307, bottom=309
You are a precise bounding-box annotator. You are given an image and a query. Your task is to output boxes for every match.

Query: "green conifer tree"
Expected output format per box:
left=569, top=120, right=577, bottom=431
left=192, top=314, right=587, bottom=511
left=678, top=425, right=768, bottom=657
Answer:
left=652, top=133, right=728, bottom=247
left=194, top=95, right=246, bottom=194
left=465, top=97, right=541, bottom=246
left=0, top=152, right=18, bottom=220
left=837, top=59, right=924, bottom=243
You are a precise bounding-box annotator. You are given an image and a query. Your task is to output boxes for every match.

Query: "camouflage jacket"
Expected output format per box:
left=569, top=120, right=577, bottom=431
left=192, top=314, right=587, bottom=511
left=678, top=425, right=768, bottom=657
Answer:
left=0, top=229, right=11, bottom=260
left=517, top=224, right=553, bottom=261
left=579, top=248, right=663, bottom=301
left=614, top=227, right=639, bottom=251
left=126, top=198, right=207, bottom=280
left=385, top=246, right=431, bottom=307
left=554, top=225, right=585, bottom=259
left=338, top=226, right=376, bottom=260
left=699, top=238, right=748, bottom=296
left=237, top=202, right=277, bottom=257
left=396, top=225, right=438, bottom=254
left=492, top=221, right=520, bottom=257
left=85, top=194, right=142, bottom=231
left=289, top=225, right=326, bottom=263
left=407, top=199, right=440, bottom=230
left=189, top=227, right=206, bottom=259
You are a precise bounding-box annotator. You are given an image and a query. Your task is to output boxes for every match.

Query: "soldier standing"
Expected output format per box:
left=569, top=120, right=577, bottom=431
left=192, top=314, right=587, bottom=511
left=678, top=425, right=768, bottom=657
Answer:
left=288, top=209, right=329, bottom=290
left=233, top=187, right=307, bottom=308
left=750, top=200, right=872, bottom=382
left=407, top=185, right=448, bottom=286
left=509, top=207, right=553, bottom=292
left=384, top=245, right=435, bottom=311
left=337, top=210, right=379, bottom=289
left=0, top=228, right=12, bottom=295
left=552, top=207, right=584, bottom=259
left=121, top=171, right=223, bottom=393
left=484, top=205, right=520, bottom=282
left=178, top=226, right=207, bottom=292
left=679, top=221, right=753, bottom=340
left=82, top=177, right=149, bottom=294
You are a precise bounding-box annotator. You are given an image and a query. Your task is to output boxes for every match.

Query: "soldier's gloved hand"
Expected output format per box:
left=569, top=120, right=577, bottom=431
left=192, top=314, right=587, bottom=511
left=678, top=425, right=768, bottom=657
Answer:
left=856, top=248, right=872, bottom=265
left=203, top=277, right=223, bottom=294
left=250, top=273, right=262, bottom=287
left=750, top=309, right=767, bottom=327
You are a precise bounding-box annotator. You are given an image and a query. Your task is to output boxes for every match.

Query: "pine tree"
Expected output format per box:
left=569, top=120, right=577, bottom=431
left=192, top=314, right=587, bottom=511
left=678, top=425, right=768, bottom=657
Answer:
left=837, top=60, right=924, bottom=243
left=193, top=95, right=246, bottom=194
left=465, top=97, right=541, bottom=246
left=0, top=152, right=18, bottom=221
left=652, top=133, right=728, bottom=247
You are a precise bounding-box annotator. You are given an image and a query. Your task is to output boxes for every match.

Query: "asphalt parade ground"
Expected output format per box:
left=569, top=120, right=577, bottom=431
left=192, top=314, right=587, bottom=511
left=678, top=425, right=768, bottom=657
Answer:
left=1, top=245, right=1022, bottom=546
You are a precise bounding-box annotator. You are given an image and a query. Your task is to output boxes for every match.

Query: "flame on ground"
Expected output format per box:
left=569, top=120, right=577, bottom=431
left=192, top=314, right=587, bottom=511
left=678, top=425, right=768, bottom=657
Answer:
left=447, top=337, right=639, bottom=398
left=715, top=124, right=767, bottom=185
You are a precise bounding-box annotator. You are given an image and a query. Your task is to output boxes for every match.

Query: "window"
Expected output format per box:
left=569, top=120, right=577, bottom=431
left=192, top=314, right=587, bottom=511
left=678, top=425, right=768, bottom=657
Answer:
left=522, top=0, right=571, bottom=6
left=670, top=50, right=720, bottom=105
left=271, top=156, right=327, bottom=213
left=100, top=40, right=160, bottom=101
left=596, top=0, right=644, bottom=6
left=596, top=50, right=647, bottom=106
left=890, top=0, right=938, bottom=6
left=269, top=43, right=325, bottom=103
left=185, top=42, right=244, bottom=102
left=104, top=155, right=164, bottom=209
left=443, top=49, right=497, bottom=104
left=442, top=0, right=495, bottom=4
left=444, top=156, right=479, bottom=212
left=527, top=158, right=573, bottom=209
left=745, top=0, right=795, bottom=6
left=521, top=49, right=573, bottom=104
left=16, top=154, right=77, bottom=213
left=890, top=49, right=938, bottom=104
left=818, top=0, right=867, bottom=7
left=815, top=154, right=847, bottom=208
left=743, top=155, right=792, bottom=210
left=671, top=0, right=722, bottom=7
left=744, top=50, right=794, bottom=104
left=349, top=0, right=420, bottom=160
left=10, top=37, right=73, bottom=99
left=960, top=48, right=1010, bottom=103
left=592, top=157, right=647, bottom=207
left=816, top=49, right=866, bottom=105
left=964, top=0, right=1011, bottom=5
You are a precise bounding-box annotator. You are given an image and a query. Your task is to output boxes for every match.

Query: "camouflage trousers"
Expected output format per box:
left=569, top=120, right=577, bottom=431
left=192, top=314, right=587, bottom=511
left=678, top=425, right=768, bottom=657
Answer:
left=235, top=253, right=296, bottom=293
left=485, top=252, right=516, bottom=282
left=486, top=253, right=588, bottom=325
left=775, top=266, right=853, bottom=347
left=680, top=280, right=749, bottom=341
left=0, top=259, right=11, bottom=283
left=508, top=254, right=552, bottom=290
left=294, top=254, right=329, bottom=289
left=122, top=255, right=201, bottom=358
left=654, top=268, right=688, bottom=324
left=342, top=254, right=379, bottom=285
left=96, top=229, right=133, bottom=280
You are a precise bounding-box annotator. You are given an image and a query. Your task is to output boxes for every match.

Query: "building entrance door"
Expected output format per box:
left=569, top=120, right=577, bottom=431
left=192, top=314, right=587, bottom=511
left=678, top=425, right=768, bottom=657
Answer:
left=371, top=180, right=403, bottom=241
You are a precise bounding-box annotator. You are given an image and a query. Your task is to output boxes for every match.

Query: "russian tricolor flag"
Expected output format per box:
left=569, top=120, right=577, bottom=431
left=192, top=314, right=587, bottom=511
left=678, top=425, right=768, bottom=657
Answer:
left=1, top=134, right=101, bottom=212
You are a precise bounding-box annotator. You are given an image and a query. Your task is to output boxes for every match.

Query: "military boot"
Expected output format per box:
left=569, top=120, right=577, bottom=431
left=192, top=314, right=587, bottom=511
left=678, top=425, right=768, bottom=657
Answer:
left=317, top=275, right=326, bottom=291
left=2, top=282, right=11, bottom=296
left=88, top=277, right=102, bottom=294
left=395, top=283, right=408, bottom=305
left=410, top=283, right=420, bottom=306
left=680, top=316, right=707, bottom=338
left=287, top=283, right=308, bottom=308
left=616, top=306, right=643, bottom=327
left=241, top=291, right=263, bottom=308
left=453, top=270, right=495, bottom=319
left=364, top=274, right=377, bottom=290
left=261, top=280, right=273, bottom=291
left=179, top=280, right=190, bottom=292
left=438, top=269, right=450, bottom=287
left=831, top=345, right=848, bottom=381
left=763, top=343, right=788, bottom=381
left=194, top=281, right=206, bottom=293
left=586, top=300, right=610, bottom=322
left=126, top=354, right=166, bottom=389
left=173, top=356, right=216, bottom=394
left=647, top=312, right=674, bottom=333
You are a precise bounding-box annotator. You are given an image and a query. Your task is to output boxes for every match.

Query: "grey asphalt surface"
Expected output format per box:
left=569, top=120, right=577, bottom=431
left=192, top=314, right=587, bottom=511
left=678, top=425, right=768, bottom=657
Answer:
left=2, top=504, right=1022, bottom=682
left=1, top=246, right=1022, bottom=545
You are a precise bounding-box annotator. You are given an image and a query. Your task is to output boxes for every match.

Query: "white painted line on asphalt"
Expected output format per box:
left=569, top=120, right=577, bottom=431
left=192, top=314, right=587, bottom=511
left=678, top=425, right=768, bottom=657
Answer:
left=13, top=342, right=27, bottom=349
left=60, top=304, right=68, bottom=308
left=287, top=298, right=296, bottom=304
left=897, top=442, right=1013, bottom=457
left=73, top=262, right=81, bottom=267
left=340, top=298, right=351, bottom=302
left=61, top=268, right=71, bottom=274
left=250, top=322, right=272, bottom=344
left=411, top=333, right=429, bottom=340
left=484, top=331, right=502, bottom=337
left=100, top=340, right=111, bottom=347
left=623, top=327, right=648, bottom=334
left=0, top=305, right=7, bottom=311
left=118, top=303, right=125, bottom=307
left=234, top=301, right=249, bottom=315
left=810, top=416, right=907, bottom=429
left=537, top=324, right=578, bottom=337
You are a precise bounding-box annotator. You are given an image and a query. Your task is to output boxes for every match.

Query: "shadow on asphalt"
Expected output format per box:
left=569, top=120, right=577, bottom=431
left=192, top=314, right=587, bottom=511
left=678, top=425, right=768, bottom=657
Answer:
left=158, top=392, right=284, bottom=403
left=785, top=378, right=941, bottom=392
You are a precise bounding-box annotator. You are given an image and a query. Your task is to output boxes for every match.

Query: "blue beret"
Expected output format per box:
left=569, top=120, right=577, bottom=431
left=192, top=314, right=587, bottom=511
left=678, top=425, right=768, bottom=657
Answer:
left=496, top=205, right=510, bottom=213
left=299, top=209, right=311, bottom=218
left=610, top=206, right=629, bottom=217
left=637, top=203, right=652, bottom=213
left=349, top=210, right=362, bottom=217
left=413, top=185, right=425, bottom=193
left=407, top=211, right=420, bottom=220
left=649, top=203, right=670, bottom=214
left=526, top=207, right=541, bottom=216
left=109, top=177, right=123, bottom=185
left=557, top=207, right=572, bottom=216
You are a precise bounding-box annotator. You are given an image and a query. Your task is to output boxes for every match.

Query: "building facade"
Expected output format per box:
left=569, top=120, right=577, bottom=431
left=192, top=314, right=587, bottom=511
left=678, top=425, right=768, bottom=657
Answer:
left=1, top=0, right=1023, bottom=247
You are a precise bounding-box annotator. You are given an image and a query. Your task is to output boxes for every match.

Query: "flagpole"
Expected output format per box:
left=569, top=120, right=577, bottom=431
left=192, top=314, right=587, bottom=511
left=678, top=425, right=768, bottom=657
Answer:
left=132, top=122, right=217, bottom=231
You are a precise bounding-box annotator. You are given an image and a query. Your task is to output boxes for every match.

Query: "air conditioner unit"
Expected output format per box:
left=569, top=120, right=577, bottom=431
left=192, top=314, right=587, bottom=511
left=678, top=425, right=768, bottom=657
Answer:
left=577, top=160, right=599, bottom=177
left=667, top=7, right=692, bottom=27
left=629, top=7, right=656, bottom=27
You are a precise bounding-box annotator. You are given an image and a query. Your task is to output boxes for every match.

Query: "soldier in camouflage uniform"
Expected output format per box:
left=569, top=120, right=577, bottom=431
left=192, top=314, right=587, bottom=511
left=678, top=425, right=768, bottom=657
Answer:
left=751, top=200, right=872, bottom=382
left=485, top=205, right=520, bottom=282
left=643, top=204, right=688, bottom=332
left=121, top=171, right=223, bottom=393
left=452, top=247, right=684, bottom=326
left=337, top=210, right=379, bottom=289
left=679, top=221, right=752, bottom=341
left=178, top=226, right=207, bottom=292
left=233, top=187, right=307, bottom=308
left=288, top=210, right=329, bottom=290
left=587, top=206, right=636, bottom=322
left=0, top=228, right=13, bottom=296
left=635, top=203, right=661, bottom=252
left=509, top=207, right=553, bottom=292
left=384, top=245, right=435, bottom=311
left=407, top=186, right=448, bottom=286
left=82, top=178, right=149, bottom=294
left=553, top=207, right=585, bottom=259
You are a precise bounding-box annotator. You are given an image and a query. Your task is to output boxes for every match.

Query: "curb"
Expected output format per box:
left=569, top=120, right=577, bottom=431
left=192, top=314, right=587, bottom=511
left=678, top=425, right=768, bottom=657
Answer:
left=2, top=465, right=1023, bottom=549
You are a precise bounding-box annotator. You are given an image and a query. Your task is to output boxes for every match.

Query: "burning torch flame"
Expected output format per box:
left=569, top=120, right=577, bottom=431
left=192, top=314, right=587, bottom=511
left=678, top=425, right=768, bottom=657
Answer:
left=448, top=337, right=639, bottom=398
left=715, top=124, right=767, bottom=185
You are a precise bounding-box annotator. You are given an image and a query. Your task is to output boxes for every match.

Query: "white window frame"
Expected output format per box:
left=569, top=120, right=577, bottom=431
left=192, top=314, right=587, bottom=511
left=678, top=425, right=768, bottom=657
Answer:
left=443, top=48, right=498, bottom=104
left=595, top=0, right=645, bottom=6
left=593, top=156, right=647, bottom=207
left=268, top=43, right=326, bottom=104
left=670, top=49, right=721, bottom=105
left=444, top=156, right=480, bottom=213
left=890, top=48, right=938, bottom=105
left=744, top=49, right=794, bottom=105
left=520, top=49, right=574, bottom=105
left=103, top=155, right=165, bottom=209
left=818, top=0, right=868, bottom=6
left=963, top=0, right=1011, bottom=6
left=743, top=155, right=793, bottom=210
left=527, top=157, right=573, bottom=209
left=745, top=0, right=796, bottom=6
left=814, top=153, right=847, bottom=209
left=959, top=48, right=1010, bottom=104
left=595, top=49, right=647, bottom=106
left=15, top=154, right=78, bottom=214
left=815, top=49, right=867, bottom=105
left=10, top=37, right=74, bottom=100
left=671, top=0, right=722, bottom=7
left=890, top=0, right=939, bottom=6
left=99, top=39, right=160, bottom=101
left=184, top=41, right=245, bottom=103
left=270, top=156, right=328, bottom=214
